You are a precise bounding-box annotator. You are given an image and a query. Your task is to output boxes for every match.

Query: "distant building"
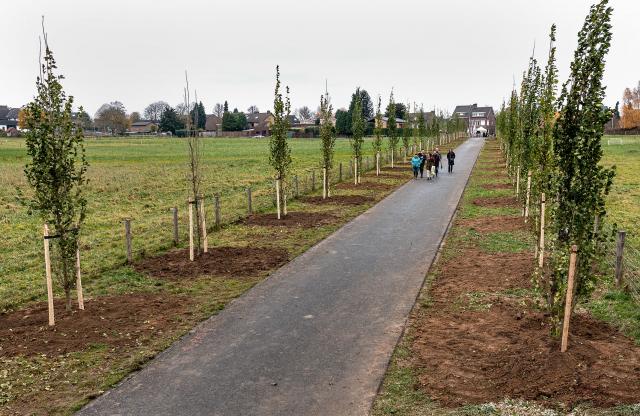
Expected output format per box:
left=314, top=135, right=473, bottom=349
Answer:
left=367, top=116, right=406, bottom=129
left=407, top=110, right=436, bottom=126
left=128, top=120, right=158, bottom=134
left=0, top=106, right=20, bottom=131
left=204, top=114, right=222, bottom=135
left=453, top=104, right=496, bottom=135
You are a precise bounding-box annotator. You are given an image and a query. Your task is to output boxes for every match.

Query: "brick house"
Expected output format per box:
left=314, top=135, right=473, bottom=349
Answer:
left=129, top=120, right=158, bottom=134
left=452, top=104, right=496, bottom=135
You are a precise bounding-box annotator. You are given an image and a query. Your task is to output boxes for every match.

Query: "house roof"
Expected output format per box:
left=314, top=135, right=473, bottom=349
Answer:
left=0, top=106, right=20, bottom=120
left=453, top=104, right=495, bottom=118
left=131, top=120, right=156, bottom=127
left=205, top=114, right=222, bottom=131
left=367, top=116, right=406, bottom=123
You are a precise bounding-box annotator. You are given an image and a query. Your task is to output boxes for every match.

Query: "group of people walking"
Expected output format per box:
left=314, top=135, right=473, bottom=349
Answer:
left=410, top=148, right=456, bottom=179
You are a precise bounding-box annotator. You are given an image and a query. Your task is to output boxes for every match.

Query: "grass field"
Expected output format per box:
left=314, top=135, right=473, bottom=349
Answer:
left=0, top=136, right=398, bottom=313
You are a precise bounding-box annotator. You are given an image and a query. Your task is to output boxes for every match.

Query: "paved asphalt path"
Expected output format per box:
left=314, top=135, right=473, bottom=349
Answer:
left=78, top=137, right=484, bottom=416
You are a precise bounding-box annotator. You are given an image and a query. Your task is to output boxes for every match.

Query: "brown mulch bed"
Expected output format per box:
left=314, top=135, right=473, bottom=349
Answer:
left=0, top=294, right=192, bottom=357
left=481, top=182, right=513, bottom=190
left=472, top=196, right=519, bottom=208
left=457, top=215, right=526, bottom=233
left=301, top=195, right=375, bottom=206
left=335, top=181, right=397, bottom=191
left=244, top=211, right=337, bottom=228
left=409, top=147, right=640, bottom=409
left=135, top=246, right=289, bottom=280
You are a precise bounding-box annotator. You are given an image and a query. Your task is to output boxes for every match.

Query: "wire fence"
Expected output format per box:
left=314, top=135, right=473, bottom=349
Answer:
left=597, top=225, right=640, bottom=302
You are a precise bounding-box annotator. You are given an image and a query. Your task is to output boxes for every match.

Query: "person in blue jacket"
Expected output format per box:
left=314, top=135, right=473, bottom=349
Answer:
left=411, top=153, right=422, bottom=179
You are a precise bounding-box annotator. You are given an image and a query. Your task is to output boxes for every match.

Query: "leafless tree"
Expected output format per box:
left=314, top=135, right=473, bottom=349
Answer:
left=247, top=105, right=259, bottom=114
left=184, top=72, right=203, bottom=255
left=143, top=101, right=170, bottom=122
left=296, top=106, right=314, bottom=122
left=213, top=103, right=225, bottom=118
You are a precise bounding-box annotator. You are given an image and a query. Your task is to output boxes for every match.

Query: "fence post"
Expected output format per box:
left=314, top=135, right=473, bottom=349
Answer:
left=339, top=162, right=343, bottom=182
left=188, top=200, right=194, bottom=261
left=524, top=171, right=532, bottom=222
left=561, top=245, right=578, bottom=353
left=76, top=248, right=84, bottom=310
left=214, top=194, right=221, bottom=229
left=615, top=230, right=626, bottom=288
left=124, top=219, right=132, bottom=264
left=172, top=207, right=179, bottom=246
left=200, top=197, right=208, bottom=253
left=538, top=193, right=546, bottom=268
left=247, top=187, right=253, bottom=215
left=43, top=224, right=55, bottom=326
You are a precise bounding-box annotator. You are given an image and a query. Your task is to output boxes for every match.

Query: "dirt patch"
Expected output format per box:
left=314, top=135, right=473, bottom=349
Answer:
left=301, top=195, right=375, bottom=206
left=369, top=172, right=405, bottom=179
left=335, top=181, right=397, bottom=191
left=472, top=196, right=519, bottom=208
left=0, top=294, right=192, bottom=357
left=457, top=215, right=526, bottom=233
left=244, top=211, right=337, bottom=228
left=430, top=249, right=533, bottom=301
left=412, top=301, right=640, bottom=408
left=481, top=182, right=513, bottom=190
left=135, top=246, right=289, bottom=279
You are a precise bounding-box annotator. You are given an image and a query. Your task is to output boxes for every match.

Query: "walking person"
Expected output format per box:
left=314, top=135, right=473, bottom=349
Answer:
left=425, top=152, right=434, bottom=180
left=411, top=153, right=421, bottom=179
left=433, top=148, right=442, bottom=177
left=447, top=149, right=456, bottom=173
left=419, top=151, right=426, bottom=178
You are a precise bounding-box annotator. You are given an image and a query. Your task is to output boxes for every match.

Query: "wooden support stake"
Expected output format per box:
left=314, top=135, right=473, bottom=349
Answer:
left=615, top=230, right=626, bottom=288
left=323, top=168, right=327, bottom=199
left=515, top=166, right=520, bottom=197
left=354, top=159, right=358, bottom=185
left=524, top=171, right=532, bottom=222
left=172, top=207, right=179, bottom=246
left=214, top=194, right=221, bottom=228
left=188, top=200, right=194, bottom=261
left=275, top=179, right=281, bottom=220
left=294, top=175, right=299, bottom=197
left=124, top=219, right=132, bottom=264
left=283, top=182, right=288, bottom=216
left=247, top=187, right=253, bottom=215
left=376, top=152, right=380, bottom=176
left=538, top=193, right=546, bottom=269
left=561, top=245, right=578, bottom=353
left=200, top=197, right=208, bottom=253
left=76, top=248, right=84, bottom=310
left=312, top=170, right=316, bottom=191
left=339, top=163, right=343, bottom=182
left=43, top=224, right=55, bottom=326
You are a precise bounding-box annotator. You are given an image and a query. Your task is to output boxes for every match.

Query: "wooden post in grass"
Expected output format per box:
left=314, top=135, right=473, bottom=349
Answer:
left=524, top=171, right=532, bottom=222
left=200, top=197, right=208, bottom=253
left=124, top=219, right=132, bottom=264
left=311, top=170, right=316, bottom=191
left=615, top=230, right=626, bottom=288
left=538, top=193, right=546, bottom=268
left=339, top=163, right=343, bottom=182
left=354, top=159, right=358, bottom=185
left=323, top=168, right=327, bottom=199
left=515, top=166, right=520, bottom=197
left=188, top=200, right=194, bottom=261
left=43, top=224, right=55, bottom=326
left=247, top=187, right=253, bottom=214
left=294, top=175, right=299, bottom=198
left=275, top=179, right=281, bottom=220
left=561, top=245, right=578, bottom=353
left=214, top=194, right=221, bottom=228
left=172, top=207, right=179, bottom=246
left=283, top=182, right=288, bottom=216
left=376, top=152, right=380, bottom=176
left=76, top=248, right=84, bottom=310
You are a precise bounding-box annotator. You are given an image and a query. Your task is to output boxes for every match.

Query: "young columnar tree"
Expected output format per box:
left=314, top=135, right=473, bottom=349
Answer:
left=402, top=101, right=412, bottom=155
left=372, top=96, right=384, bottom=170
left=547, top=0, right=615, bottom=332
left=351, top=88, right=365, bottom=182
left=417, top=106, right=427, bottom=150
left=319, top=91, right=335, bottom=197
left=387, top=90, right=398, bottom=166
left=21, top=28, right=88, bottom=311
left=537, top=24, right=558, bottom=198
left=269, top=65, right=292, bottom=217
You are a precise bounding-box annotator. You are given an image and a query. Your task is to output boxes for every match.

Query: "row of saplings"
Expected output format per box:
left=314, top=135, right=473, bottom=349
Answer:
left=19, top=25, right=466, bottom=326
left=496, top=0, right=616, bottom=352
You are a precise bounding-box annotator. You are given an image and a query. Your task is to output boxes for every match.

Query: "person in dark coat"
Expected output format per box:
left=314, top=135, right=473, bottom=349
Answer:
left=418, top=151, right=426, bottom=178
left=447, top=149, right=456, bottom=173
left=433, top=148, right=442, bottom=177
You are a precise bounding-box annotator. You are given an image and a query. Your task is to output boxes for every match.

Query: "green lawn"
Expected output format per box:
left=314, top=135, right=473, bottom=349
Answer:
left=0, top=136, right=393, bottom=313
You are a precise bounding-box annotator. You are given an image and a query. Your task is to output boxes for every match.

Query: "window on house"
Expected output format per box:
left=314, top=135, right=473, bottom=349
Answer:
left=472, top=112, right=485, bottom=117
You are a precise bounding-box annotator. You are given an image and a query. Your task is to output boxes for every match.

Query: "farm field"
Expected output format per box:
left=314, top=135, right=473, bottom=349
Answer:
left=0, top=135, right=397, bottom=313
left=372, top=140, right=640, bottom=416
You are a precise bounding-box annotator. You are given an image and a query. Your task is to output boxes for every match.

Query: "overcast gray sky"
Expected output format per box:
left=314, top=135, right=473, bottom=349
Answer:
left=2, top=0, right=638, bottom=117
